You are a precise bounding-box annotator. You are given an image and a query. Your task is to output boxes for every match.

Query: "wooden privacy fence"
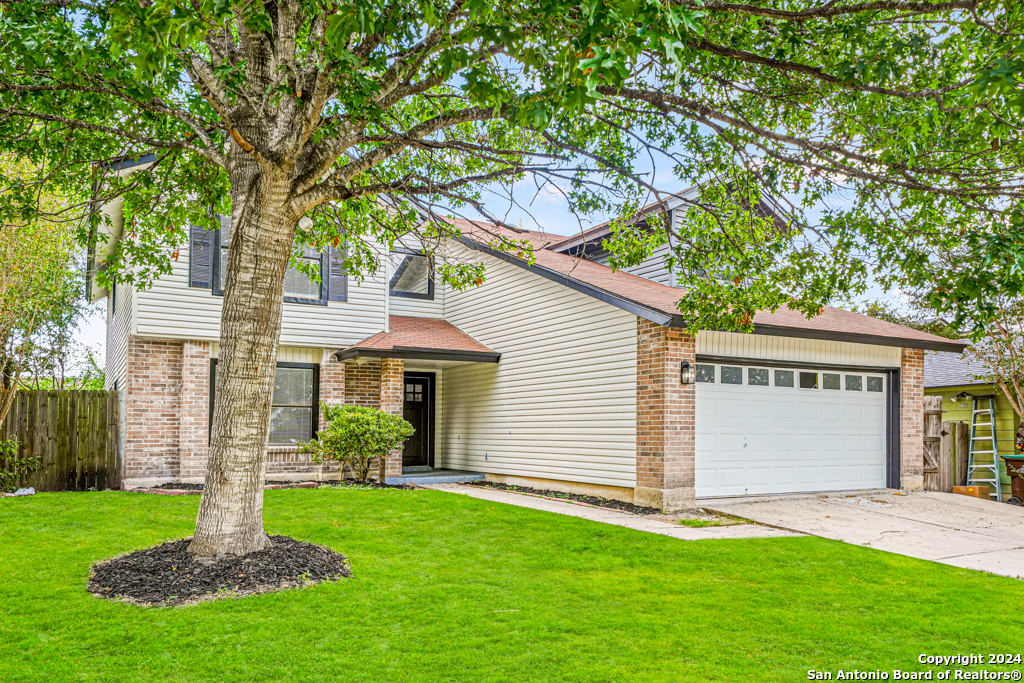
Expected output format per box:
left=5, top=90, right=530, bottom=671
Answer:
left=1, top=390, right=121, bottom=491
left=923, top=395, right=971, bottom=493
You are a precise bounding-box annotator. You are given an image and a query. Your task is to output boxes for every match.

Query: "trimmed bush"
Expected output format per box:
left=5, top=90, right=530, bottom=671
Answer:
left=300, top=404, right=414, bottom=482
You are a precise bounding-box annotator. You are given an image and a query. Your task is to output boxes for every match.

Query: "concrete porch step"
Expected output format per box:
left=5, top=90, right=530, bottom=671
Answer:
left=389, top=468, right=485, bottom=485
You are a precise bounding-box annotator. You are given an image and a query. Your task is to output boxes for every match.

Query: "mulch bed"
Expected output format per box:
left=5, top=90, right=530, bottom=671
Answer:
left=141, top=479, right=415, bottom=495
left=467, top=481, right=661, bottom=515
left=88, top=536, right=351, bottom=607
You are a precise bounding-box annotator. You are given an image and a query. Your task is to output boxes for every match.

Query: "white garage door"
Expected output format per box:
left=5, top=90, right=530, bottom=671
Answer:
left=695, top=363, right=888, bottom=498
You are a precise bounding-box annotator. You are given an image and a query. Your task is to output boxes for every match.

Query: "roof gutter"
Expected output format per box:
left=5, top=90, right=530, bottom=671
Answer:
left=751, top=323, right=968, bottom=354
left=334, top=346, right=500, bottom=363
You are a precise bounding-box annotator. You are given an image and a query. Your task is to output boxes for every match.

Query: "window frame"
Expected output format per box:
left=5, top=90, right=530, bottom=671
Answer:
left=211, top=222, right=330, bottom=306
left=209, top=360, right=320, bottom=445
left=388, top=248, right=435, bottom=300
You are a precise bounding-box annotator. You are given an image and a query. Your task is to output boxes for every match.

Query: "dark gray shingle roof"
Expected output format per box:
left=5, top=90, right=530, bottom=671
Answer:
left=924, top=350, right=990, bottom=388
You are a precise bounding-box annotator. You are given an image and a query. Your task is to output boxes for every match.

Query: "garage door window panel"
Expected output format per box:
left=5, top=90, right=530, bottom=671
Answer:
left=775, top=370, right=795, bottom=387
left=748, top=368, right=769, bottom=386
left=799, top=372, right=818, bottom=390
left=721, top=366, right=743, bottom=385
left=696, top=364, right=716, bottom=383
left=823, top=373, right=841, bottom=390
left=867, top=376, right=884, bottom=392
left=846, top=375, right=863, bottom=391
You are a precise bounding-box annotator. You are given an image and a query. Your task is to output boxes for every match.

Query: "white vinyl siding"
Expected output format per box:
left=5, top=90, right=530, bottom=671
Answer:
left=133, top=239, right=387, bottom=347
left=104, top=278, right=134, bottom=391
left=696, top=331, right=902, bottom=368
left=389, top=281, right=445, bottom=318
left=210, top=344, right=325, bottom=364
left=591, top=240, right=676, bottom=286
left=440, top=246, right=638, bottom=488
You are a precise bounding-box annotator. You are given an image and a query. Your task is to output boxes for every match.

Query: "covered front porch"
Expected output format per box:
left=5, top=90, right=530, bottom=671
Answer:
left=331, top=315, right=499, bottom=482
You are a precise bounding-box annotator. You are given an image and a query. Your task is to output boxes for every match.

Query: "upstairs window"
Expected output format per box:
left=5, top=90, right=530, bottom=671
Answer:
left=389, top=250, right=433, bottom=300
left=189, top=218, right=346, bottom=303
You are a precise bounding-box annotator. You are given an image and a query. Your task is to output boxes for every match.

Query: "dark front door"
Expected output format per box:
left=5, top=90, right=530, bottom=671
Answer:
left=402, top=373, right=434, bottom=468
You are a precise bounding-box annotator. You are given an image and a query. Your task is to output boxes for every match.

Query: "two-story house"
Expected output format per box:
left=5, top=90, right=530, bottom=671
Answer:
left=90, top=188, right=965, bottom=511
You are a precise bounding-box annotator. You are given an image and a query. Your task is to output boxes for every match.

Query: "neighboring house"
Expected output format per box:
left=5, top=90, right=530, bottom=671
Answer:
left=89, top=190, right=964, bottom=510
left=924, top=350, right=1017, bottom=498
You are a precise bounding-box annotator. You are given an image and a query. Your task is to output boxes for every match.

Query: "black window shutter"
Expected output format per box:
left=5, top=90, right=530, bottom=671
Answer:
left=189, top=224, right=213, bottom=288
left=328, top=246, right=347, bottom=302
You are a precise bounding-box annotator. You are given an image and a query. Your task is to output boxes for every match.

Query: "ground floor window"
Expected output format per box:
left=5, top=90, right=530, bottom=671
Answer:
left=210, top=361, right=319, bottom=445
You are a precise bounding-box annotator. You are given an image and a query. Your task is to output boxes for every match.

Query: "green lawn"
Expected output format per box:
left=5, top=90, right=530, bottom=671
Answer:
left=1, top=489, right=1021, bottom=682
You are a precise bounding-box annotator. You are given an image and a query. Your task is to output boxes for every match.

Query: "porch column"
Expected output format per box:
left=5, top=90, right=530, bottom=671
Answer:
left=319, top=352, right=346, bottom=431
left=316, top=351, right=346, bottom=480
left=379, top=358, right=405, bottom=481
left=634, top=319, right=696, bottom=512
left=900, top=347, right=925, bottom=491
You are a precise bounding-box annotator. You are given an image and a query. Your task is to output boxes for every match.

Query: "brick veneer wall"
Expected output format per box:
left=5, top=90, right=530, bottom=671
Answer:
left=634, top=319, right=696, bottom=512
left=379, top=358, right=405, bottom=480
left=122, top=341, right=412, bottom=486
left=900, top=347, right=925, bottom=490
left=124, top=337, right=184, bottom=483
left=344, top=360, right=381, bottom=407
left=179, top=341, right=212, bottom=480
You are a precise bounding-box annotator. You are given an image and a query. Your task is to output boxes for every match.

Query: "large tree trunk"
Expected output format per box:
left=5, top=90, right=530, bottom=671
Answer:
left=189, top=156, right=297, bottom=558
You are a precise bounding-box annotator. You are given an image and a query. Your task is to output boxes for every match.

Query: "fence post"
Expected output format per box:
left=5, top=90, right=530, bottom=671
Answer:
left=955, top=421, right=970, bottom=487
left=922, top=396, right=943, bottom=491
left=939, top=420, right=953, bottom=493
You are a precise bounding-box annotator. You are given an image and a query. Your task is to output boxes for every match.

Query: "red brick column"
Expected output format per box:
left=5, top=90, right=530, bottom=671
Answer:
left=900, top=347, right=925, bottom=491
left=123, top=337, right=183, bottom=486
left=344, top=360, right=381, bottom=407
left=315, top=353, right=346, bottom=479
left=634, top=319, right=696, bottom=512
left=379, top=358, right=405, bottom=481
left=319, top=354, right=346, bottom=431
left=179, top=340, right=212, bottom=481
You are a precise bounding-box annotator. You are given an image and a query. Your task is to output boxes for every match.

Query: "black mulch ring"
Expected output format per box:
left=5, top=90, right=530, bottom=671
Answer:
left=468, top=481, right=661, bottom=515
left=88, top=535, right=351, bottom=606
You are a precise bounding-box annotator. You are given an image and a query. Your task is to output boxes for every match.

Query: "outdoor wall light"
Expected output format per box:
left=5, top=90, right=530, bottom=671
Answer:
left=681, top=361, right=696, bottom=385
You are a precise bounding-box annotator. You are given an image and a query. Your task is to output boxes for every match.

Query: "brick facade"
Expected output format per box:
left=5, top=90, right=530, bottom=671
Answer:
left=124, top=337, right=184, bottom=483
left=121, top=338, right=409, bottom=487
left=344, top=360, right=381, bottom=407
left=900, top=347, right=925, bottom=491
left=179, top=341, right=212, bottom=480
left=634, top=319, right=696, bottom=512
left=379, top=358, right=405, bottom=480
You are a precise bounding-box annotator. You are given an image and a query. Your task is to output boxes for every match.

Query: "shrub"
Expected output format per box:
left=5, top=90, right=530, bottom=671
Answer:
left=299, top=405, right=414, bottom=482
left=0, top=439, right=40, bottom=492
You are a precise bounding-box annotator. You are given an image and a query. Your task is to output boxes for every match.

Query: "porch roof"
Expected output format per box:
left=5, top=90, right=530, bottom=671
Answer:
left=334, top=315, right=500, bottom=363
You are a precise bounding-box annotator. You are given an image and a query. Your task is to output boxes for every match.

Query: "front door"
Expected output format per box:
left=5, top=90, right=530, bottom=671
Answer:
left=402, top=373, right=434, bottom=468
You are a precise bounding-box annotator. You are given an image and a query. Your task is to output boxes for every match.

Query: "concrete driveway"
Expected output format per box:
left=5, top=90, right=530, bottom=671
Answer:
left=704, top=490, right=1024, bottom=579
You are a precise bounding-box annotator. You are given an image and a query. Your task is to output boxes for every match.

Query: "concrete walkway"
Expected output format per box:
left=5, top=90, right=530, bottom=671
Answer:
left=704, top=490, right=1024, bottom=579
left=423, top=483, right=797, bottom=541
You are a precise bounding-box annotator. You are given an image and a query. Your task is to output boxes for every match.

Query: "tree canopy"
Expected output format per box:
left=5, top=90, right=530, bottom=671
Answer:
left=0, top=0, right=1020, bottom=328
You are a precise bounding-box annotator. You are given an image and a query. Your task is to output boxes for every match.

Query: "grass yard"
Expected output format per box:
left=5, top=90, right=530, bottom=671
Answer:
left=1, top=488, right=1022, bottom=682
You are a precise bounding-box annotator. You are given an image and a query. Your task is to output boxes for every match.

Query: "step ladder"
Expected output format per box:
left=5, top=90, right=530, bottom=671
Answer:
left=968, top=396, right=1002, bottom=502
